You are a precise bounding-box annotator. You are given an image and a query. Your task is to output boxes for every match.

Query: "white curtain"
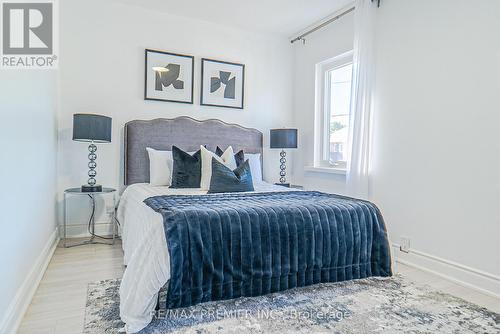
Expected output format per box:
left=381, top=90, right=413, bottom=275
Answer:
left=346, top=0, right=378, bottom=199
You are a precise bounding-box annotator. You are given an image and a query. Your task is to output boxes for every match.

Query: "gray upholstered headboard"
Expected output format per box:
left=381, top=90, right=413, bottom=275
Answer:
left=124, top=116, right=263, bottom=185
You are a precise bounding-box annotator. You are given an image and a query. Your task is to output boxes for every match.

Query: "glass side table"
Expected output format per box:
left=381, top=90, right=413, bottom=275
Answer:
left=63, top=187, right=117, bottom=248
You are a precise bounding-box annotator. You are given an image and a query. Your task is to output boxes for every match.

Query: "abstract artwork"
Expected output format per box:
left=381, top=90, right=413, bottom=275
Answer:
left=144, top=49, right=194, bottom=104
left=201, top=58, right=244, bottom=109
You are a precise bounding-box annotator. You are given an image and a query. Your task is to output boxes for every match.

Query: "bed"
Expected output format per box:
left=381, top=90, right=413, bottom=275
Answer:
left=117, top=117, right=392, bottom=333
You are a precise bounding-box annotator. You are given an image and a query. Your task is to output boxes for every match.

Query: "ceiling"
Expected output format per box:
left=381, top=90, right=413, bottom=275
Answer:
left=114, top=0, right=353, bottom=36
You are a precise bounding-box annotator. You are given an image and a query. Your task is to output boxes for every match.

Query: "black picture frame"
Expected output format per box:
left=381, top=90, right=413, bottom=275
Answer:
left=144, top=49, right=194, bottom=104
left=200, top=58, right=245, bottom=109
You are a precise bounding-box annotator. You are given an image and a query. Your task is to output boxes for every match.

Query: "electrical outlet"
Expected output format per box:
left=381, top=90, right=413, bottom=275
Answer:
left=400, top=237, right=410, bottom=253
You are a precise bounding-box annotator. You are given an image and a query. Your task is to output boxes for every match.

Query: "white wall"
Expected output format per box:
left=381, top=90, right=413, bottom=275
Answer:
left=58, top=0, right=294, bottom=236
left=292, top=0, right=500, bottom=294
left=0, top=71, right=58, bottom=331
left=372, top=0, right=500, bottom=278
left=291, top=10, right=354, bottom=193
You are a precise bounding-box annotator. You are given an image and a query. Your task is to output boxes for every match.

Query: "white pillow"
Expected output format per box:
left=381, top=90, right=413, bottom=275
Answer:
left=246, top=153, right=263, bottom=183
left=146, top=147, right=173, bottom=186
left=200, top=145, right=237, bottom=190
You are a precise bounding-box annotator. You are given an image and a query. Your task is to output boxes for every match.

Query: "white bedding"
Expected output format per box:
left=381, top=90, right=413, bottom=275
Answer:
left=117, top=181, right=293, bottom=333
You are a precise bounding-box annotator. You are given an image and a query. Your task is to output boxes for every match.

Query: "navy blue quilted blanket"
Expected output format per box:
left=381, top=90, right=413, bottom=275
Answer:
left=144, top=191, right=392, bottom=309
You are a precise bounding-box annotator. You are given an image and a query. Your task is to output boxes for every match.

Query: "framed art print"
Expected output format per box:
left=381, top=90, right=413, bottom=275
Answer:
left=201, top=58, right=245, bottom=109
left=144, top=49, right=194, bottom=104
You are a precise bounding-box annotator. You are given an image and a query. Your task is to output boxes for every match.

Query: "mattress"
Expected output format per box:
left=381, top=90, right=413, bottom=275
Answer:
left=117, top=181, right=293, bottom=333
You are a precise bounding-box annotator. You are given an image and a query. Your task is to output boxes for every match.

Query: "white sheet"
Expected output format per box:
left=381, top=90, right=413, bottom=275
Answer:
left=117, top=181, right=293, bottom=333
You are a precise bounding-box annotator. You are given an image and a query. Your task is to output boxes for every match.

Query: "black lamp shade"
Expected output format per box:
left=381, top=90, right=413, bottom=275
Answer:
left=72, top=114, right=112, bottom=143
left=270, top=128, right=297, bottom=149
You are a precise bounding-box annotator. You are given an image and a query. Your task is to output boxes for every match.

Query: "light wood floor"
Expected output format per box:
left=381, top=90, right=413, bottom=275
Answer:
left=18, top=239, right=500, bottom=333
left=18, top=239, right=124, bottom=334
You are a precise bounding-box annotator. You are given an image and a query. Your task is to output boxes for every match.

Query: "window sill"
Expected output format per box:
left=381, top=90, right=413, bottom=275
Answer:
left=304, top=166, right=347, bottom=175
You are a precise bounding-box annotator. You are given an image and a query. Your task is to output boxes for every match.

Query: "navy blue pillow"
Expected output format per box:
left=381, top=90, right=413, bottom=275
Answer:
left=215, top=146, right=245, bottom=167
left=170, top=146, right=202, bottom=188
left=208, top=158, right=254, bottom=193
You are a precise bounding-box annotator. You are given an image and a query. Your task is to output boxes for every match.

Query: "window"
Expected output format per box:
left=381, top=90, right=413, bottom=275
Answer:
left=315, top=51, right=353, bottom=170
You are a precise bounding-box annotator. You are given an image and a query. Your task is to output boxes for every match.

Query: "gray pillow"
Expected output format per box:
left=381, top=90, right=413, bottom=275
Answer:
left=208, top=158, right=254, bottom=193
left=170, top=146, right=202, bottom=188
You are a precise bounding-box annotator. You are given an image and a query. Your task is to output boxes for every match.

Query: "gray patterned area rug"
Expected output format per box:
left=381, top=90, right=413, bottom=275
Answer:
left=83, top=275, right=499, bottom=333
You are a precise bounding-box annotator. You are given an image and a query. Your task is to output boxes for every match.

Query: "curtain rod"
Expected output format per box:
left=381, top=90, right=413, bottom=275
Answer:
left=290, top=0, right=380, bottom=44
left=290, top=6, right=355, bottom=44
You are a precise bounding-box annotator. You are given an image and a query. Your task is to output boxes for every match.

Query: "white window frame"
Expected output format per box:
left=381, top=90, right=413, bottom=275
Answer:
left=313, top=50, right=353, bottom=171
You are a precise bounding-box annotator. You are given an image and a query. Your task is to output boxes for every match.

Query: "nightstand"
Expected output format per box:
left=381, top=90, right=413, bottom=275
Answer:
left=63, top=187, right=117, bottom=248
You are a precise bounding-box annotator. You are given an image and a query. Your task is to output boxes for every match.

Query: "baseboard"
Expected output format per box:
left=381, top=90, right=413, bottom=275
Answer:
left=0, top=228, right=59, bottom=334
left=392, top=243, right=500, bottom=300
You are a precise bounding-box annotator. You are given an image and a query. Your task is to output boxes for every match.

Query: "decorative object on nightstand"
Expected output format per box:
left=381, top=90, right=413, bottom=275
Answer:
left=73, top=114, right=112, bottom=192
left=274, top=183, right=303, bottom=189
left=270, top=128, right=298, bottom=187
left=63, top=187, right=117, bottom=248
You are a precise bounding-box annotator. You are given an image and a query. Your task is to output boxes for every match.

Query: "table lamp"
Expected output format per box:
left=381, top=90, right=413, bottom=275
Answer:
left=270, top=128, right=298, bottom=186
left=72, top=114, right=112, bottom=192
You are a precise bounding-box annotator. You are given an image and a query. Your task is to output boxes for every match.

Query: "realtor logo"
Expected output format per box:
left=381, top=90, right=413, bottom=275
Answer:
left=1, top=0, right=58, bottom=68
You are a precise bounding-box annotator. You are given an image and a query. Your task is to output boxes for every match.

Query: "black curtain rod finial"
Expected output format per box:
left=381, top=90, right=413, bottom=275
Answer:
left=290, top=37, right=306, bottom=45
